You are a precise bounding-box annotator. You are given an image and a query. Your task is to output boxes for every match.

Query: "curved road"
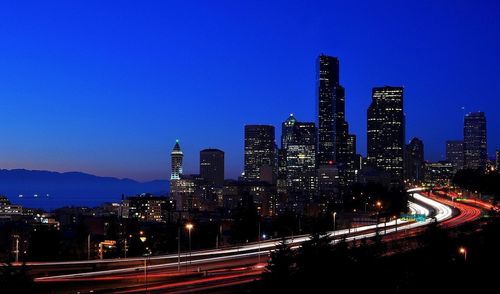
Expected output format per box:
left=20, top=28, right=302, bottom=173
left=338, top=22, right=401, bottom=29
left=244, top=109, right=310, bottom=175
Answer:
left=32, top=190, right=483, bottom=293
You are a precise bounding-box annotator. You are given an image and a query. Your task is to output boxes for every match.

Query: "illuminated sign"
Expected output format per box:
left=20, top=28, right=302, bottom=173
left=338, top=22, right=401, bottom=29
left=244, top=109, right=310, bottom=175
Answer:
left=400, top=214, right=426, bottom=222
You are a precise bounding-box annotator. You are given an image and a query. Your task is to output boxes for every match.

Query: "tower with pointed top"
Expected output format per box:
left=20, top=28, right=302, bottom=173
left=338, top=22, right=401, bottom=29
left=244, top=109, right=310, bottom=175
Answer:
left=170, top=139, right=183, bottom=180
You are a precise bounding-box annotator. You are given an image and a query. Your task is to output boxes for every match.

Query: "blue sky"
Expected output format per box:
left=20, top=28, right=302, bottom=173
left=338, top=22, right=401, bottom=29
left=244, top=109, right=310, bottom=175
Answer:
left=0, top=0, right=499, bottom=181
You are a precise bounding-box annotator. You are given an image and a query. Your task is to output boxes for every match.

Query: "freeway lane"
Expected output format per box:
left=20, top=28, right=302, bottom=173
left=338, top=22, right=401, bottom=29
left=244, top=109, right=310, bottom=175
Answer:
left=36, top=257, right=266, bottom=294
left=31, top=191, right=484, bottom=294
left=34, top=194, right=450, bottom=283
left=28, top=199, right=429, bottom=279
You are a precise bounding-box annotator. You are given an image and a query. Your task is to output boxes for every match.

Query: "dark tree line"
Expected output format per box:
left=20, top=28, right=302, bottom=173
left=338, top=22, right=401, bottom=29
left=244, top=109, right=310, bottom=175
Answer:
left=254, top=215, right=500, bottom=293
left=453, top=169, right=500, bottom=198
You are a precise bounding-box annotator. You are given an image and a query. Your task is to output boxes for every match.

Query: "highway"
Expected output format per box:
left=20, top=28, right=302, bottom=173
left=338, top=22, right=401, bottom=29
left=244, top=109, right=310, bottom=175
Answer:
left=29, top=190, right=481, bottom=293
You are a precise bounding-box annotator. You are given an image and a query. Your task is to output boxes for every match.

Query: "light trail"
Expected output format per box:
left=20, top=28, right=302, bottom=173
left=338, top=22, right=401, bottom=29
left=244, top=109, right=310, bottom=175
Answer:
left=27, top=200, right=426, bottom=267
left=35, top=194, right=448, bottom=282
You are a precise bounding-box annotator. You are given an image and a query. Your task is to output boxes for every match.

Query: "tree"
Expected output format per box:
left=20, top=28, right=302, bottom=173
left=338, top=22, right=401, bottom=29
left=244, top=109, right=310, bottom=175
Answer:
left=230, top=191, right=258, bottom=243
left=263, top=238, right=294, bottom=288
left=0, top=262, right=35, bottom=292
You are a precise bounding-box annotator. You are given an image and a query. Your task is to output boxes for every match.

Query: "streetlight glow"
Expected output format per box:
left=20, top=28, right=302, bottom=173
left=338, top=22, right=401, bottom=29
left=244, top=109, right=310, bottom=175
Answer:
left=185, top=223, right=194, bottom=270
left=459, top=246, right=467, bottom=262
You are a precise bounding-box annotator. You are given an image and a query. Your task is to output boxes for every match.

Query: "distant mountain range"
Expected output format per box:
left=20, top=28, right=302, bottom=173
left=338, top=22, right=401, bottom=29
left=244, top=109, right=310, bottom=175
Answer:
left=0, top=169, right=169, bottom=210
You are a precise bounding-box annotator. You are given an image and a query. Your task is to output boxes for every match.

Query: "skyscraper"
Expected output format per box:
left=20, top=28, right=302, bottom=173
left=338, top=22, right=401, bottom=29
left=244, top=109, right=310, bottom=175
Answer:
left=446, top=140, right=464, bottom=171
left=367, top=86, right=405, bottom=181
left=244, top=125, right=276, bottom=183
left=280, top=114, right=317, bottom=211
left=200, top=149, right=225, bottom=187
left=317, top=55, right=350, bottom=166
left=463, top=112, right=487, bottom=170
left=170, top=139, right=183, bottom=180
left=345, top=134, right=357, bottom=183
left=316, top=55, right=356, bottom=193
left=404, top=137, right=424, bottom=183
left=281, top=113, right=297, bottom=150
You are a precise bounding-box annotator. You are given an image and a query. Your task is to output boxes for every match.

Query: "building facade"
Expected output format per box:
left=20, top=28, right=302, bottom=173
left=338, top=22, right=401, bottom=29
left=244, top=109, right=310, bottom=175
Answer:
left=367, top=86, right=405, bottom=181
left=200, top=148, right=225, bottom=187
left=463, top=112, right=487, bottom=170
left=446, top=140, right=464, bottom=171
left=280, top=114, right=317, bottom=212
left=316, top=55, right=357, bottom=203
left=404, top=137, right=425, bottom=183
left=244, top=125, right=276, bottom=184
left=424, top=161, right=455, bottom=186
left=170, top=140, right=183, bottom=180
left=122, top=193, right=170, bottom=222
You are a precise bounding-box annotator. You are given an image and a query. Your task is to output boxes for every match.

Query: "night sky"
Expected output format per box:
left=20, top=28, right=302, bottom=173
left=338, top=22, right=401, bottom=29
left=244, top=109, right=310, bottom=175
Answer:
left=0, top=0, right=499, bottom=181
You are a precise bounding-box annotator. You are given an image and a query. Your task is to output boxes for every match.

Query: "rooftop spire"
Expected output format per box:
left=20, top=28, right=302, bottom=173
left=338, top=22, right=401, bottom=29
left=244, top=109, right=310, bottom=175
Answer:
left=172, top=139, right=182, bottom=154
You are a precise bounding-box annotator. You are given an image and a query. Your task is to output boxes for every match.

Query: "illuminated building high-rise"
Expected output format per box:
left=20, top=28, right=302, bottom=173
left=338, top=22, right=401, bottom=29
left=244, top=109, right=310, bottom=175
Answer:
left=317, top=55, right=350, bottom=166
left=200, top=149, right=225, bottom=187
left=244, top=125, right=276, bottom=183
left=280, top=114, right=317, bottom=212
left=446, top=140, right=464, bottom=171
left=404, top=137, right=424, bottom=183
left=345, top=134, right=357, bottom=183
left=496, top=150, right=500, bottom=171
left=316, top=55, right=356, bottom=198
left=170, top=139, right=183, bottom=180
left=367, top=86, right=405, bottom=181
left=463, top=112, right=487, bottom=170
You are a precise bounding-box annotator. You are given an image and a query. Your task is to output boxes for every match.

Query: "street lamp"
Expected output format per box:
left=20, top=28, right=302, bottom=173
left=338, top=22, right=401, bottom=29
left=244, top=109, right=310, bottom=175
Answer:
left=459, top=247, right=467, bottom=262
left=185, top=223, right=193, bottom=270
left=258, top=221, right=261, bottom=263
left=376, top=201, right=382, bottom=231
left=139, top=230, right=146, bottom=243
left=332, top=212, right=337, bottom=237
left=13, top=235, right=20, bottom=264
left=139, top=234, right=149, bottom=293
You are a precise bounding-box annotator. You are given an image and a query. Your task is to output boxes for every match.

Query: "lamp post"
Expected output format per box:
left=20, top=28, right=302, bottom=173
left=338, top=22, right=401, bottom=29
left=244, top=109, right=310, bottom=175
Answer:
left=185, top=223, right=193, bottom=271
left=459, top=247, right=467, bottom=262
left=258, top=221, right=261, bottom=263
left=87, top=234, right=91, bottom=260
left=13, top=235, right=19, bottom=263
left=376, top=201, right=382, bottom=231
left=177, top=225, right=181, bottom=271
left=332, top=212, right=337, bottom=237
left=139, top=232, right=149, bottom=293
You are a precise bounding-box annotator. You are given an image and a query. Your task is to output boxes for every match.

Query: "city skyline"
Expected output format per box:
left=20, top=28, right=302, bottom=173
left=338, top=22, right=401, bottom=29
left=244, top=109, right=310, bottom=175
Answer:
left=1, top=1, right=499, bottom=181
left=1, top=2, right=500, bottom=292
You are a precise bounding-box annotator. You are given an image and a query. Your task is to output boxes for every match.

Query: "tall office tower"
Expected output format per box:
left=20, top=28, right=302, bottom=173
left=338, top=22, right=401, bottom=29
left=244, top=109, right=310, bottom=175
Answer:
left=404, top=137, right=425, bottom=183
left=446, top=140, right=464, bottom=171
left=281, top=113, right=297, bottom=150
left=496, top=150, right=500, bottom=171
left=281, top=114, right=317, bottom=211
left=170, top=140, right=185, bottom=211
left=170, top=140, right=183, bottom=180
left=464, top=112, right=487, bottom=170
left=345, top=134, right=357, bottom=183
left=200, top=149, right=225, bottom=187
left=276, top=148, right=288, bottom=194
left=367, top=86, right=405, bottom=181
left=244, top=125, right=276, bottom=184
left=317, top=55, right=350, bottom=166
